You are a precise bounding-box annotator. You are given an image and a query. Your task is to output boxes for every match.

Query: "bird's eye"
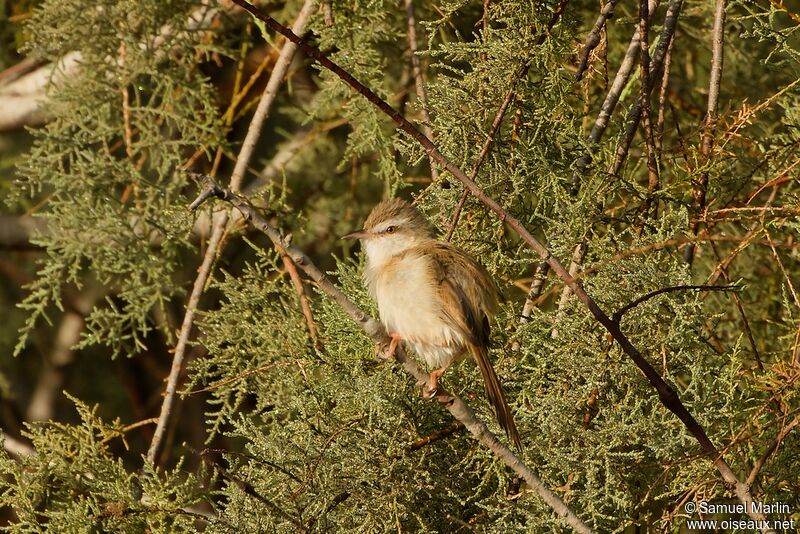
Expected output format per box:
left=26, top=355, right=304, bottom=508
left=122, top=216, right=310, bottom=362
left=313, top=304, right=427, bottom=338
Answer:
left=385, top=226, right=396, bottom=234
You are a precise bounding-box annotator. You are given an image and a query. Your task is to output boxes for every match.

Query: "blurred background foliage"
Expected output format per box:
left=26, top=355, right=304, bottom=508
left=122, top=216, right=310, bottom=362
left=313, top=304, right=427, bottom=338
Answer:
left=0, top=0, right=798, bottom=531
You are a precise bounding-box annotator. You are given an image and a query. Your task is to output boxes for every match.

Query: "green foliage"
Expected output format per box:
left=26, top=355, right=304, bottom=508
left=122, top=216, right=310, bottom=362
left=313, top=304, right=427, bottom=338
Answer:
left=2, top=0, right=799, bottom=531
left=0, top=395, right=207, bottom=532
left=12, top=0, right=222, bottom=357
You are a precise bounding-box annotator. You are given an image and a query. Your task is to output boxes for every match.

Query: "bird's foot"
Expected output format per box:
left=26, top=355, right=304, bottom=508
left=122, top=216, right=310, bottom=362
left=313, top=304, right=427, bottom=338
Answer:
left=375, top=332, right=402, bottom=361
left=422, top=368, right=446, bottom=399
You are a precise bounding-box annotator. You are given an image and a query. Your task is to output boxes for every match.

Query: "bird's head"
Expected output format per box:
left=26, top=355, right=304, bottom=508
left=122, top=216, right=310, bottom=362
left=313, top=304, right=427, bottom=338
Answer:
left=342, top=198, right=434, bottom=264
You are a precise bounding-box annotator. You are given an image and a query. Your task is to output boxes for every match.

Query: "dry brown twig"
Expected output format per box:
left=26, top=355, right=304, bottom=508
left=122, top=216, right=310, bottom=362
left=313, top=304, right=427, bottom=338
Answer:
left=280, top=244, right=320, bottom=345
left=575, top=0, right=621, bottom=81
left=746, top=416, right=799, bottom=488
left=684, top=0, right=726, bottom=265
left=404, top=0, right=439, bottom=183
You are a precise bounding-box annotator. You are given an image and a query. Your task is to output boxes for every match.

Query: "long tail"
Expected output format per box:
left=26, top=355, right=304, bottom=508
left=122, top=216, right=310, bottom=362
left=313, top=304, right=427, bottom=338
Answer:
left=471, top=343, right=521, bottom=449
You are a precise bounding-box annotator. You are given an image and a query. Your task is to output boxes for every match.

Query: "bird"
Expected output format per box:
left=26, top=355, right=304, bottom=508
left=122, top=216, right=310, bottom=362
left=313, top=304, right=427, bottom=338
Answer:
left=343, top=198, right=521, bottom=448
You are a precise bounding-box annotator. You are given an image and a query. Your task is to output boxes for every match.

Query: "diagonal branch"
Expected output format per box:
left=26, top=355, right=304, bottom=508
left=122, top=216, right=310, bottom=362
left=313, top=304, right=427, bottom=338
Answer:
left=745, top=416, right=799, bottom=488
left=575, top=0, right=622, bottom=82
left=571, top=0, right=660, bottom=192
left=607, top=0, right=684, bottom=178
left=188, top=174, right=594, bottom=534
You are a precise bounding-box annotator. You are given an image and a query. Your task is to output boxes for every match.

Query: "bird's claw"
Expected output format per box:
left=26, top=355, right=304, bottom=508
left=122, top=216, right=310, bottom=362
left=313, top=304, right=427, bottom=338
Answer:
left=375, top=333, right=402, bottom=361
left=422, top=370, right=443, bottom=399
left=373, top=342, right=392, bottom=361
left=422, top=383, right=439, bottom=399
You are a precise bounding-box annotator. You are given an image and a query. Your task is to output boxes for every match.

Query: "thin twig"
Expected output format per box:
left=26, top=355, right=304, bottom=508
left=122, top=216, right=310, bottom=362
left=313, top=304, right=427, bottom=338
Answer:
left=510, top=260, right=550, bottom=351
left=281, top=248, right=320, bottom=345
left=520, top=261, right=550, bottom=323
left=575, top=0, right=621, bottom=81
left=764, top=230, right=800, bottom=311
left=551, top=241, right=587, bottom=339
left=145, top=220, right=225, bottom=465
left=684, top=0, right=726, bottom=265
left=145, top=0, right=316, bottom=466
left=764, top=229, right=800, bottom=362
left=746, top=416, right=799, bottom=488
left=408, top=422, right=465, bottom=451
left=101, top=417, right=159, bottom=445
left=200, top=450, right=307, bottom=530
left=220, top=4, right=774, bottom=528
left=611, top=284, right=736, bottom=323
left=185, top=362, right=291, bottom=394
left=571, top=0, right=660, bottom=192
left=707, top=240, right=763, bottom=370
left=607, top=0, right=684, bottom=178
left=558, top=0, right=668, bottom=312
left=189, top=174, right=594, bottom=533
left=445, top=0, right=569, bottom=240
left=654, top=37, right=674, bottom=153
left=636, top=0, right=660, bottom=226
left=404, top=0, right=438, bottom=182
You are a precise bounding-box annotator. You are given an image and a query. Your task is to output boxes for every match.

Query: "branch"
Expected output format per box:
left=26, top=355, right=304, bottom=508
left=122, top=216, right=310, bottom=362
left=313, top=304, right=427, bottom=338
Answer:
left=2, top=432, right=34, bottom=457
left=0, top=4, right=220, bottom=132
left=199, top=449, right=307, bottom=530
left=408, top=422, right=465, bottom=451
left=607, top=0, right=684, bottom=178
left=571, top=0, right=659, bottom=191
left=636, top=0, right=661, bottom=226
left=746, top=416, right=799, bottom=488
left=188, top=174, right=594, bottom=534
left=280, top=245, right=320, bottom=346
left=404, top=0, right=439, bottom=182
left=519, top=261, right=550, bottom=323
left=559, top=0, right=665, bottom=310
left=611, top=284, right=736, bottom=323
left=220, top=2, right=773, bottom=528
left=445, top=0, right=570, bottom=240
left=684, top=0, right=726, bottom=265
left=145, top=219, right=225, bottom=465
left=0, top=53, right=81, bottom=131
left=146, top=0, right=317, bottom=466
left=0, top=215, right=47, bottom=249
left=575, top=0, right=621, bottom=81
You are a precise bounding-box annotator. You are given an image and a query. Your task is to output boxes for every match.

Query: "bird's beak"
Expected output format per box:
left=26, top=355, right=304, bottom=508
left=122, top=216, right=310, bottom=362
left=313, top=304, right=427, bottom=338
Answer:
left=341, top=229, right=369, bottom=240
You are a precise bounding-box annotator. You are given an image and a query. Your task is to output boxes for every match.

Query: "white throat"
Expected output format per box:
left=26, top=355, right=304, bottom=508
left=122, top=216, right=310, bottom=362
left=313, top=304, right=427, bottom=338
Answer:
left=363, top=234, right=423, bottom=294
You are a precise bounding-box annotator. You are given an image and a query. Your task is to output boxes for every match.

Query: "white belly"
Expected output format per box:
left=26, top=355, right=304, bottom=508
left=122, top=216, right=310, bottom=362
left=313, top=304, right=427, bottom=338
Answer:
left=368, top=253, right=465, bottom=369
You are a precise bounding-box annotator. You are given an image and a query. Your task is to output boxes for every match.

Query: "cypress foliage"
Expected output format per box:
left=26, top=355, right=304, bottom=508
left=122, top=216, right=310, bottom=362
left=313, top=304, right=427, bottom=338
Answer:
left=1, top=0, right=798, bottom=531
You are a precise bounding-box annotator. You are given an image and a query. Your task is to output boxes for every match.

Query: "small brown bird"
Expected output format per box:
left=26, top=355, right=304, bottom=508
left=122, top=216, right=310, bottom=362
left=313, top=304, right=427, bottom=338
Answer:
left=344, top=199, right=521, bottom=448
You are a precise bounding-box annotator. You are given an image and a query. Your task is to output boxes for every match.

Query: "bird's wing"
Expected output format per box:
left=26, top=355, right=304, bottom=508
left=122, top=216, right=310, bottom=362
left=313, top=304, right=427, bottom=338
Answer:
left=424, top=243, right=497, bottom=342
left=424, top=244, right=521, bottom=448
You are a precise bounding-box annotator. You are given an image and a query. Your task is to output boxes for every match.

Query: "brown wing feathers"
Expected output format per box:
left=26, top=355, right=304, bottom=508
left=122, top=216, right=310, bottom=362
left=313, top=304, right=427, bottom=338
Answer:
left=430, top=245, right=522, bottom=449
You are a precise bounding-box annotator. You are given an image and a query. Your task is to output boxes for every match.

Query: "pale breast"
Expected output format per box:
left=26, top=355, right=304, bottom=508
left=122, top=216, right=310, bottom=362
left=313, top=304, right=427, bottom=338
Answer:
left=369, top=252, right=465, bottom=368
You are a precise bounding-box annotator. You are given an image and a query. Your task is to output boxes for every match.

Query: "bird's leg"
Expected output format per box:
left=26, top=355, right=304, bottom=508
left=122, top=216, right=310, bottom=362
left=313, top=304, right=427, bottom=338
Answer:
left=424, top=364, right=451, bottom=398
left=375, top=332, right=403, bottom=361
